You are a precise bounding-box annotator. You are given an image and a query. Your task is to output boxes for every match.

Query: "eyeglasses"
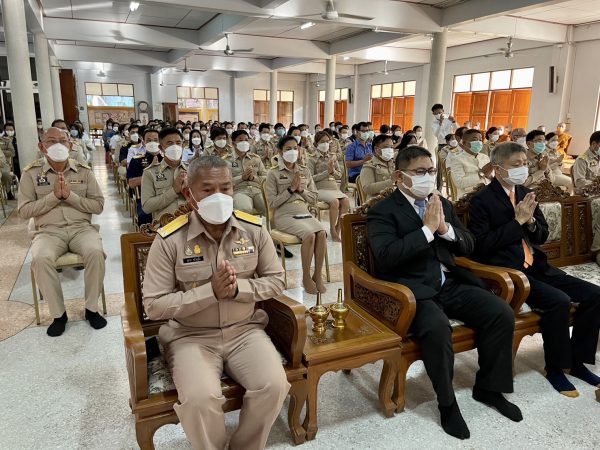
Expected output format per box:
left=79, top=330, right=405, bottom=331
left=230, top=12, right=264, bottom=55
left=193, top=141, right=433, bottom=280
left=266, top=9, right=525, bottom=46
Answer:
left=405, top=168, right=438, bottom=176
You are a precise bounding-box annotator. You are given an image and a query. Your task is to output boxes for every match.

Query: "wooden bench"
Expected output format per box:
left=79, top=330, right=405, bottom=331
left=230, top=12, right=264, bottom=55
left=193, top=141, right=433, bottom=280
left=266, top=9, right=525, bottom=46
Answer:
left=341, top=190, right=526, bottom=412
left=120, top=207, right=309, bottom=449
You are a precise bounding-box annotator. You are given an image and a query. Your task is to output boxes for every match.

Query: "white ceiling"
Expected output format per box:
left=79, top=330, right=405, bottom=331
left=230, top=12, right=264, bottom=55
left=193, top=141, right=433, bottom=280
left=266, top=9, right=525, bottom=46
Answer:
left=511, top=0, right=600, bottom=24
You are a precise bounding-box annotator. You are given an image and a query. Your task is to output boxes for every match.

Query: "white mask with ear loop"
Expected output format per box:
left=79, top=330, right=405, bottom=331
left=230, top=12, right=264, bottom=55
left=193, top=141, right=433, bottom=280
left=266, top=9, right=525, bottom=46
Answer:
left=502, top=166, right=529, bottom=186
left=192, top=192, right=234, bottom=225
left=46, top=143, right=70, bottom=162
left=400, top=172, right=435, bottom=199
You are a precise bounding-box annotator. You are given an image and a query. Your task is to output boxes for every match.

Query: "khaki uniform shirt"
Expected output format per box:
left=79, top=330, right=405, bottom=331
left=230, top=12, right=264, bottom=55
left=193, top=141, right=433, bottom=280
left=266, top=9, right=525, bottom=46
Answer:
left=141, top=159, right=188, bottom=219
left=18, top=158, right=104, bottom=229
left=70, top=138, right=88, bottom=164
left=449, top=150, right=491, bottom=199
left=0, top=148, right=8, bottom=170
left=0, top=136, right=15, bottom=160
left=524, top=149, right=552, bottom=188
left=142, top=211, right=285, bottom=329
left=307, top=152, right=342, bottom=190
left=265, top=159, right=318, bottom=211
left=360, top=155, right=395, bottom=197
left=572, top=148, right=600, bottom=192
left=206, top=144, right=233, bottom=159
left=253, top=140, right=276, bottom=167
left=225, top=151, right=267, bottom=194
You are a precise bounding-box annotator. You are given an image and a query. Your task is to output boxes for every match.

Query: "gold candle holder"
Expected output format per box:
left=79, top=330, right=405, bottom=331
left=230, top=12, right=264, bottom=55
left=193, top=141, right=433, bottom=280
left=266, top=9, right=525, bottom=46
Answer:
left=308, top=293, right=330, bottom=334
left=330, top=289, right=349, bottom=329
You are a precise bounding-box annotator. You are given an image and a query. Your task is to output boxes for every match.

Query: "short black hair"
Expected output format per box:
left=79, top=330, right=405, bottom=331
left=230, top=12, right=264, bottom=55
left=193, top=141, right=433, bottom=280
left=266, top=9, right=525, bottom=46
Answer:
left=454, top=126, right=467, bottom=140
left=4, top=121, right=15, bottom=130
left=143, top=128, right=159, bottom=139
left=463, top=128, right=482, bottom=140
left=259, top=123, right=271, bottom=133
left=380, top=124, right=390, bottom=134
left=590, top=131, right=600, bottom=145
left=277, top=135, right=297, bottom=150
left=51, top=119, right=66, bottom=127
left=526, top=129, right=545, bottom=142
left=274, top=123, right=284, bottom=129
left=486, top=127, right=498, bottom=139
left=158, top=127, right=182, bottom=141
left=545, top=132, right=557, bottom=141
left=357, top=121, right=369, bottom=130
left=395, top=146, right=432, bottom=171
left=210, top=126, right=227, bottom=141
left=398, top=132, right=416, bottom=150
left=445, top=134, right=454, bottom=142
left=231, top=130, right=249, bottom=141
left=287, top=126, right=299, bottom=136
left=372, top=134, right=392, bottom=149
left=431, top=103, right=444, bottom=112
left=412, top=125, right=422, bottom=132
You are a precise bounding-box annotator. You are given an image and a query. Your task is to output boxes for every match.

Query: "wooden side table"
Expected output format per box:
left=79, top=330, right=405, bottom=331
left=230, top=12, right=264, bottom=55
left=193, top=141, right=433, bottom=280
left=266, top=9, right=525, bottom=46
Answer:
left=302, top=301, right=402, bottom=440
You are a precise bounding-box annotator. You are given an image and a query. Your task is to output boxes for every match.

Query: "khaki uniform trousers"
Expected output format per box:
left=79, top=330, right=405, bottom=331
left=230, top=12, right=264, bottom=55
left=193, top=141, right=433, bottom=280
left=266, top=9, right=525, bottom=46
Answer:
left=551, top=167, right=573, bottom=191
left=233, top=186, right=266, bottom=216
left=162, top=325, right=290, bottom=450
left=1, top=168, right=10, bottom=192
left=30, top=225, right=105, bottom=318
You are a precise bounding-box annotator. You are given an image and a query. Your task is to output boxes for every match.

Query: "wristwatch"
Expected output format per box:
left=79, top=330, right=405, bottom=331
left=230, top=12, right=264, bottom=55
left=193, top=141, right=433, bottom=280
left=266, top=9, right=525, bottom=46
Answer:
left=287, top=187, right=294, bottom=195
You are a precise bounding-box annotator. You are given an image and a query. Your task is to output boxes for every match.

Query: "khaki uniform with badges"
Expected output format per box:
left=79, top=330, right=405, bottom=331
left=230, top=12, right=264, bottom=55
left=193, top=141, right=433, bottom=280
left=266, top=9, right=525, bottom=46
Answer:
left=142, top=210, right=289, bottom=450
left=71, top=138, right=89, bottom=165
left=572, top=149, right=600, bottom=193
left=265, top=159, right=325, bottom=239
left=253, top=140, right=276, bottom=168
left=524, top=149, right=552, bottom=189
left=547, top=145, right=572, bottom=190
left=226, top=151, right=267, bottom=215
left=18, top=158, right=105, bottom=318
left=141, top=159, right=188, bottom=219
left=0, top=136, right=15, bottom=192
left=205, top=144, right=233, bottom=159
left=307, top=152, right=347, bottom=202
left=449, top=151, right=491, bottom=199
left=360, top=155, right=395, bottom=199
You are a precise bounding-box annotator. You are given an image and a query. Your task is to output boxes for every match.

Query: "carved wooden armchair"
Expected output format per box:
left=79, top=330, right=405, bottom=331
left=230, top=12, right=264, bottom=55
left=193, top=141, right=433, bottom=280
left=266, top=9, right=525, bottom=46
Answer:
left=341, top=188, right=520, bottom=412
left=120, top=204, right=308, bottom=449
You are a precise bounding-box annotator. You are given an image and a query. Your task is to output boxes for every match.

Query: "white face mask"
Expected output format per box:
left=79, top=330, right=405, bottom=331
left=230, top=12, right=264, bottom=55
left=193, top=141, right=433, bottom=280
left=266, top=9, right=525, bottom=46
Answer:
left=449, top=139, right=458, bottom=148
left=145, top=142, right=160, bottom=154
left=489, top=134, right=499, bottom=143
left=194, top=192, right=233, bottom=225
left=261, top=133, right=271, bottom=141
left=112, top=126, right=119, bottom=132
left=236, top=141, right=250, bottom=153
left=215, top=139, right=227, bottom=149
left=191, top=137, right=202, bottom=146
left=502, top=166, right=529, bottom=186
left=293, top=135, right=301, bottom=143
left=401, top=172, right=435, bottom=199
left=283, top=149, right=299, bottom=163
left=380, top=147, right=394, bottom=161
left=548, top=141, right=559, bottom=150
left=164, top=144, right=182, bottom=161
left=341, top=133, right=348, bottom=139
left=183, top=133, right=190, bottom=140
left=300, top=130, right=309, bottom=137
left=130, top=133, right=139, bottom=143
left=516, top=137, right=526, bottom=146
left=200, top=130, right=207, bottom=136
left=46, top=143, right=70, bottom=162
left=194, top=126, right=201, bottom=130
left=5, top=130, right=14, bottom=137
left=394, top=131, right=402, bottom=137
left=434, top=113, right=442, bottom=120
left=226, top=128, right=233, bottom=135
left=415, top=131, right=423, bottom=138
left=317, top=142, right=329, bottom=153
left=360, top=131, right=370, bottom=141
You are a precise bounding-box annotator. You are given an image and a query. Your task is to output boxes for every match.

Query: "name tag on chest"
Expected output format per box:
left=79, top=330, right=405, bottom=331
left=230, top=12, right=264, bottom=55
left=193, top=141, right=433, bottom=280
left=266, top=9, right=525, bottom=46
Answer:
left=69, top=179, right=84, bottom=184
left=156, top=172, right=167, bottom=181
left=183, top=256, right=204, bottom=264
left=36, top=176, right=50, bottom=186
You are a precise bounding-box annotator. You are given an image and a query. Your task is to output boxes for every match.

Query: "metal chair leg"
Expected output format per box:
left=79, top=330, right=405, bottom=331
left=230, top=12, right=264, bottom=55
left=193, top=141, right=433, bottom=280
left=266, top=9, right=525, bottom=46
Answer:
left=278, top=240, right=287, bottom=288
left=31, top=269, right=41, bottom=325
left=325, top=247, right=331, bottom=282
left=101, top=285, right=107, bottom=315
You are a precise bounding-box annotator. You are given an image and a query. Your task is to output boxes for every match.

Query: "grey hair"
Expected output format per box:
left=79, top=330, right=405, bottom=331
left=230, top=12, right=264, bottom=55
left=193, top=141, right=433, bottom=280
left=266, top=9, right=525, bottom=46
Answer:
left=490, top=142, right=526, bottom=166
left=187, top=155, right=230, bottom=185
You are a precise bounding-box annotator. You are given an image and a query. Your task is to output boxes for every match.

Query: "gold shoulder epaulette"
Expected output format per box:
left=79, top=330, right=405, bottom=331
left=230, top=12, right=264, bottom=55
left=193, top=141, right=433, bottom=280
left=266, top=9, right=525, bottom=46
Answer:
left=23, top=158, right=43, bottom=171
left=579, top=153, right=589, bottom=161
left=76, top=160, right=91, bottom=170
left=143, top=162, right=158, bottom=171
left=157, top=214, right=189, bottom=238
left=234, top=210, right=262, bottom=226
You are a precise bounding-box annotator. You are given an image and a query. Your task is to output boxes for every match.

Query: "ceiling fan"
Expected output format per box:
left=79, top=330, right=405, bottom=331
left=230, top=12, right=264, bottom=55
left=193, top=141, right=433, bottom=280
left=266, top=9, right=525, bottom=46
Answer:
left=377, top=60, right=390, bottom=76
left=300, top=0, right=374, bottom=21
left=174, top=58, right=207, bottom=73
left=497, top=36, right=515, bottom=58
left=200, top=33, right=254, bottom=56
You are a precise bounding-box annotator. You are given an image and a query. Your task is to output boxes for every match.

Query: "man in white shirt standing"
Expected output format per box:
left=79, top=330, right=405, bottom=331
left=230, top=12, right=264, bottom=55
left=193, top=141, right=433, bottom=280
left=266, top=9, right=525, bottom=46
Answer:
left=431, top=104, right=457, bottom=151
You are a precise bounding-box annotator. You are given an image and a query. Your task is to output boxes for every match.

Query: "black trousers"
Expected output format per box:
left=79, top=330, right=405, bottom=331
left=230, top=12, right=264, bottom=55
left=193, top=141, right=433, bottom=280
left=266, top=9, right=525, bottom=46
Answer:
left=524, top=267, right=600, bottom=369
left=409, top=276, right=515, bottom=406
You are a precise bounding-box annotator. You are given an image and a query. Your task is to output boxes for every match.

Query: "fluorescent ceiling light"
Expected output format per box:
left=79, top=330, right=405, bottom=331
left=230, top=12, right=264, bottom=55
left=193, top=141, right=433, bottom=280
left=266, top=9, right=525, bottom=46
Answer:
left=343, top=56, right=350, bottom=61
left=129, top=2, right=140, bottom=12
left=300, top=22, right=315, bottom=30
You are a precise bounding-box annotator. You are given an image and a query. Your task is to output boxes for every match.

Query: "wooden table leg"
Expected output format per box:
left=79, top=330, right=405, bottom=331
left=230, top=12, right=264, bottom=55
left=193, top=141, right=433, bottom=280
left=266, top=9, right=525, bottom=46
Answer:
left=303, top=366, right=324, bottom=441
left=288, top=377, right=308, bottom=445
left=393, top=355, right=410, bottom=413
left=379, top=348, right=401, bottom=418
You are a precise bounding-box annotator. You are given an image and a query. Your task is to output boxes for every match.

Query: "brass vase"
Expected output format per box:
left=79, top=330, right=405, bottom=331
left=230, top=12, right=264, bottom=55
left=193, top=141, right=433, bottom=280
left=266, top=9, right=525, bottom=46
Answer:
left=308, top=293, right=330, bottom=334
left=330, top=289, right=349, bottom=329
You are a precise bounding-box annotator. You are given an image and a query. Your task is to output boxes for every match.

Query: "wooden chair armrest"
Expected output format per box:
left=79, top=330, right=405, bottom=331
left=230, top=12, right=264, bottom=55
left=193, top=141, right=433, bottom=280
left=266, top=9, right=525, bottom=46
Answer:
left=501, top=268, right=531, bottom=313
left=455, top=257, right=514, bottom=304
left=121, top=291, right=149, bottom=405
left=262, top=295, right=307, bottom=369
left=344, top=261, right=416, bottom=338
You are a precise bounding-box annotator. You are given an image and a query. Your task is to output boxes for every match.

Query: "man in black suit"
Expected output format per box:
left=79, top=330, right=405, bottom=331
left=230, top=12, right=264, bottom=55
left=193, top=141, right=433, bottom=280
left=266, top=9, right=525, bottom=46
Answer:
left=468, top=141, right=600, bottom=398
left=368, top=146, right=521, bottom=440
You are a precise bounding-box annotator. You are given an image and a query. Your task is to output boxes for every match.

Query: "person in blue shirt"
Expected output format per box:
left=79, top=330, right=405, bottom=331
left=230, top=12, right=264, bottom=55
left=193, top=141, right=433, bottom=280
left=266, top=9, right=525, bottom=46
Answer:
left=345, top=121, right=373, bottom=183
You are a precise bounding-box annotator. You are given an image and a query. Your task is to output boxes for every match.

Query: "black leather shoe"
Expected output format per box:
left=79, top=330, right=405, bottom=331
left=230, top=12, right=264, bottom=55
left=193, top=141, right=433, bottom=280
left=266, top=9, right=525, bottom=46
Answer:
left=47, top=312, right=68, bottom=337
left=85, top=309, right=107, bottom=330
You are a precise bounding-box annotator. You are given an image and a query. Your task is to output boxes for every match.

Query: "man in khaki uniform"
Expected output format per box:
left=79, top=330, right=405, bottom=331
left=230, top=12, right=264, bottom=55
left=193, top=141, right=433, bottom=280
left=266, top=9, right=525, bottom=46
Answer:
left=226, top=130, right=267, bottom=215
left=1, top=126, right=16, bottom=198
left=524, top=130, right=552, bottom=189
left=360, top=134, right=396, bottom=200
left=253, top=124, right=276, bottom=167
left=18, top=127, right=106, bottom=337
left=142, top=155, right=289, bottom=450
left=141, top=127, right=188, bottom=219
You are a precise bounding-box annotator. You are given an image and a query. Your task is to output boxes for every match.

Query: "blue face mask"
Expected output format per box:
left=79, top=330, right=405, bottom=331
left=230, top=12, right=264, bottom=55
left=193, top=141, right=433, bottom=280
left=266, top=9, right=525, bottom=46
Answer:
left=469, top=141, right=483, bottom=153
left=533, top=142, right=546, bottom=154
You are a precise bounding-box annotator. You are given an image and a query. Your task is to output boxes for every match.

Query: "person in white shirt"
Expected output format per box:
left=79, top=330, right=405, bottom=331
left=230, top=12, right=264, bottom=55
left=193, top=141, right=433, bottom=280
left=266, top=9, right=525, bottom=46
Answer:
left=449, top=128, right=494, bottom=199
left=431, top=104, right=457, bottom=150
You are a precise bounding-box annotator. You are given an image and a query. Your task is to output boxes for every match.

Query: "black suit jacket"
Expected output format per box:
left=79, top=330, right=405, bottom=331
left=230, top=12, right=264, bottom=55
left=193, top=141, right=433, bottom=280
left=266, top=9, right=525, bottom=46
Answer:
left=367, top=189, right=486, bottom=301
left=468, top=177, right=563, bottom=276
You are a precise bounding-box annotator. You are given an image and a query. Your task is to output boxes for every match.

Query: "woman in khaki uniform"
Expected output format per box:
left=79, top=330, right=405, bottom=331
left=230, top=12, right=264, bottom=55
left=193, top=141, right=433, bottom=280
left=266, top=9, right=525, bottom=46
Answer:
left=546, top=132, right=573, bottom=191
left=308, top=131, right=349, bottom=241
left=360, top=134, right=396, bottom=200
left=206, top=126, right=233, bottom=159
left=265, top=136, right=328, bottom=294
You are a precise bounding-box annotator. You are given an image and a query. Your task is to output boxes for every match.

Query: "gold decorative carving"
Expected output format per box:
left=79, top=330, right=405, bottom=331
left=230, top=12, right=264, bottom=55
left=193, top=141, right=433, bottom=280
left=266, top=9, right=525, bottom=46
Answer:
left=564, top=204, right=574, bottom=256
left=351, top=223, right=371, bottom=272
left=454, top=183, right=486, bottom=211
left=533, top=179, right=570, bottom=203
left=353, top=281, right=401, bottom=325
left=580, top=176, right=600, bottom=198
left=354, top=186, right=395, bottom=215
